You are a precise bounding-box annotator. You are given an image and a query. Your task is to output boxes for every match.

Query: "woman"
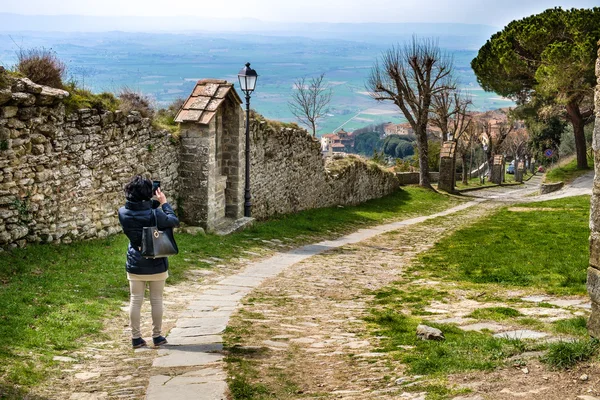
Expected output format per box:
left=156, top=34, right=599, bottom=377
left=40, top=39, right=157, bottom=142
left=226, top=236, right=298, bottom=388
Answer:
left=118, top=176, right=179, bottom=348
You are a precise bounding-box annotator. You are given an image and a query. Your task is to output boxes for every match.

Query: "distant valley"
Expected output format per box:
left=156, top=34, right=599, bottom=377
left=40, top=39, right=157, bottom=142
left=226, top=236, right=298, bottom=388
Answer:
left=0, top=16, right=514, bottom=135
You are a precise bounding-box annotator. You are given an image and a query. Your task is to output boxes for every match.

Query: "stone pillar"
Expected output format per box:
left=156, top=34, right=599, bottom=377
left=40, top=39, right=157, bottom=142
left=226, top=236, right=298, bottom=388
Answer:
left=438, top=141, right=456, bottom=193
left=515, top=160, right=524, bottom=183
left=491, top=155, right=504, bottom=184
left=221, top=100, right=245, bottom=220
left=588, top=42, right=600, bottom=337
left=178, top=122, right=214, bottom=230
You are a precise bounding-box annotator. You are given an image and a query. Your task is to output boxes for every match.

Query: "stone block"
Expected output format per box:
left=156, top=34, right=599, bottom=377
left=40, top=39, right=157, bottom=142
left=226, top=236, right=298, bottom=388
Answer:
left=588, top=267, right=600, bottom=303
left=1, top=106, right=18, bottom=119
left=588, top=301, right=600, bottom=338
left=591, top=235, right=600, bottom=269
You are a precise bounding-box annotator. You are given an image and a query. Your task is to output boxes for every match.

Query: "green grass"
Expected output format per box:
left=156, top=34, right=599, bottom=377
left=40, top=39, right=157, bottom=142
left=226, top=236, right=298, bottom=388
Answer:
left=467, top=307, right=523, bottom=321
left=415, top=195, right=590, bottom=295
left=0, top=186, right=460, bottom=392
left=545, top=156, right=593, bottom=184
left=453, top=177, right=496, bottom=191
left=62, top=82, right=120, bottom=114
left=366, top=310, right=530, bottom=376
left=541, top=339, right=600, bottom=369
left=552, top=317, right=589, bottom=337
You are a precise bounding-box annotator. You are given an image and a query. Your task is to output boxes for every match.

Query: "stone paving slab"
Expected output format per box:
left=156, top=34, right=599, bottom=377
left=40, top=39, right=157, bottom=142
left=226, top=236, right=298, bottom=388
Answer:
left=153, top=347, right=223, bottom=368
left=169, top=325, right=227, bottom=337
left=167, top=334, right=223, bottom=346
left=146, top=375, right=228, bottom=400
left=177, top=316, right=230, bottom=327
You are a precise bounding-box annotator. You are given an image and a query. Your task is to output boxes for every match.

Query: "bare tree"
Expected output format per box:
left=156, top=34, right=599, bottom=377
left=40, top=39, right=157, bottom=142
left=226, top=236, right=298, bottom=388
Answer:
left=429, top=82, right=472, bottom=142
left=456, top=121, right=477, bottom=185
left=367, top=37, right=453, bottom=188
left=288, top=73, right=332, bottom=137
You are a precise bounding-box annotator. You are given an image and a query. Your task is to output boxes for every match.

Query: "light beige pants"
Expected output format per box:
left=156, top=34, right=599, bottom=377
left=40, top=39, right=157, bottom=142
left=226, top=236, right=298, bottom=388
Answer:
left=129, top=280, right=165, bottom=339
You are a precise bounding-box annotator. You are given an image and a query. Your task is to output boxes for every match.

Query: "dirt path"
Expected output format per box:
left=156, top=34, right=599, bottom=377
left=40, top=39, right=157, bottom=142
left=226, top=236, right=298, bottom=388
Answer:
left=225, top=202, right=502, bottom=399
left=223, top=176, right=598, bottom=400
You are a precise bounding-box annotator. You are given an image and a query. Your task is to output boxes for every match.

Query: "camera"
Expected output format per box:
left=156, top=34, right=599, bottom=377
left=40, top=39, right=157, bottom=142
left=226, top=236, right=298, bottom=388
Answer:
left=152, top=180, right=161, bottom=194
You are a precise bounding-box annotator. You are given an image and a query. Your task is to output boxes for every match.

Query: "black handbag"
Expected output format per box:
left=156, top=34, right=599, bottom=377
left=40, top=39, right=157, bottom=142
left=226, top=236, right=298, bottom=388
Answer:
left=141, top=209, right=178, bottom=258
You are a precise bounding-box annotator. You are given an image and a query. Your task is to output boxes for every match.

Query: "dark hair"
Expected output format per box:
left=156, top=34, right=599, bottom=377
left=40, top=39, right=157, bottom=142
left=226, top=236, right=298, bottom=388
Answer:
left=124, top=175, right=152, bottom=202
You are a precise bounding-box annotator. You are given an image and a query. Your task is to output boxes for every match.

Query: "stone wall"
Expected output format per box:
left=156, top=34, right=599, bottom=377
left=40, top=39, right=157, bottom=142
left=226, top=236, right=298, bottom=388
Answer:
left=0, top=77, right=401, bottom=248
left=249, top=118, right=399, bottom=219
left=396, top=172, right=440, bottom=185
left=587, top=43, right=600, bottom=336
left=0, top=77, right=179, bottom=249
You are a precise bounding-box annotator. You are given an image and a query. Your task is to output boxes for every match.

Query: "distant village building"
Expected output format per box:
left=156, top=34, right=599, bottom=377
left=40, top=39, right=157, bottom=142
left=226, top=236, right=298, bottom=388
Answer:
left=321, top=129, right=354, bottom=156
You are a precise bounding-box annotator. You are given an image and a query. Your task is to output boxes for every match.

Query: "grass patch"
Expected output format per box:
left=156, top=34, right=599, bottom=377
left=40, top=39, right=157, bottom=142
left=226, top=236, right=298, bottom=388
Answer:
left=545, top=155, right=593, bottom=184
left=541, top=339, right=600, bottom=369
left=366, top=310, right=529, bottom=376
left=401, top=383, right=471, bottom=400
left=467, top=307, right=523, bottom=321
left=63, top=82, right=120, bottom=114
left=552, top=317, right=588, bottom=337
left=1, top=186, right=460, bottom=391
left=415, top=195, right=590, bottom=295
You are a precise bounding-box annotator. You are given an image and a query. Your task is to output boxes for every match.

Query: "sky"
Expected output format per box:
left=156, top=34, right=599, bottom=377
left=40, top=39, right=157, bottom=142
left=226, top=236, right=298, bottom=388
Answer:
left=0, top=0, right=598, bottom=27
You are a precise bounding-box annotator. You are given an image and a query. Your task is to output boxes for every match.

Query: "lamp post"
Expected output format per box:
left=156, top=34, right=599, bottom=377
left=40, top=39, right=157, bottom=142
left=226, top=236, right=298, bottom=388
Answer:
left=238, top=62, right=258, bottom=218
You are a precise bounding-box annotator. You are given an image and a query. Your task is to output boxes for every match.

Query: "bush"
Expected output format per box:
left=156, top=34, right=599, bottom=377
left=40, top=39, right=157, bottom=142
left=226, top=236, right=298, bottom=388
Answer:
left=118, top=88, right=154, bottom=118
left=16, top=48, right=66, bottom=88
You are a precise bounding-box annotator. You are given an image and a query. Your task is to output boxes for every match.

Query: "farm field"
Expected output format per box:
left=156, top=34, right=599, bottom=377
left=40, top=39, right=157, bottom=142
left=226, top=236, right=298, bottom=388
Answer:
left=0, top=29, right=514, bottom=134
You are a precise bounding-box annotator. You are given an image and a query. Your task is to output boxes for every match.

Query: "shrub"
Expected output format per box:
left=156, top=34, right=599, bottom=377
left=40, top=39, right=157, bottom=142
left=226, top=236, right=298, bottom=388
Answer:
left=16, top=48, right=66, bottom=88
left=118, top=88, right=154, bottom=118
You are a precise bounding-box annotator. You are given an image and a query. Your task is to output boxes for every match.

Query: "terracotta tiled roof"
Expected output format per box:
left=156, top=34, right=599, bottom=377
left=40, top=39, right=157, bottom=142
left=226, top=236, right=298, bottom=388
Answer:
left=175, top=79, right=242, bottom=124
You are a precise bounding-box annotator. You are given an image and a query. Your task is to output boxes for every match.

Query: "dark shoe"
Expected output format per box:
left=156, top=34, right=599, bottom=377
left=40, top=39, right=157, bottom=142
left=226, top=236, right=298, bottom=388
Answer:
left=153, top=336, right=167, bottom=346
left=132, top=337, right=147, bottom=348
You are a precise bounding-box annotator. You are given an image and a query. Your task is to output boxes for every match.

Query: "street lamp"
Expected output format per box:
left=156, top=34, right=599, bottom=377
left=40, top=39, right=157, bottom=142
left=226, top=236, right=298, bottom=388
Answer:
left=238, top=62, right=258, bottom=218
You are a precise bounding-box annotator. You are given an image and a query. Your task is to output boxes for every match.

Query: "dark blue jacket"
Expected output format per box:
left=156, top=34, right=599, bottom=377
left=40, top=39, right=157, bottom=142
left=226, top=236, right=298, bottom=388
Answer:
left=118, top=200, right=180, bottom=275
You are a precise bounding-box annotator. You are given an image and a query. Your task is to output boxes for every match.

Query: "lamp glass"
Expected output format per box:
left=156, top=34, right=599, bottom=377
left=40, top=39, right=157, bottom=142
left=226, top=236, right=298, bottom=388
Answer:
left=238, top=63, right=258, bottom=95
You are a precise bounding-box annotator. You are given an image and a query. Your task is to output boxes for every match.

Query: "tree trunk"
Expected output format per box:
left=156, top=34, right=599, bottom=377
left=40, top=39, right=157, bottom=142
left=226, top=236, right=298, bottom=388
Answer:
left=566, top=102, right=588, bottom=169
left=461, top=154, right=468, bottom=185
left=416, top=128, right=432, bottom=189
left=311, top=122, right=317, bottom=138
left=469, top=148, right=473, bottom=180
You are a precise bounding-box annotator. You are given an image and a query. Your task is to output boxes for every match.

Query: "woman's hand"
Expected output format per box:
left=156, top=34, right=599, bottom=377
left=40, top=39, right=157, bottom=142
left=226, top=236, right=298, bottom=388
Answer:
left=155, top=187, right=168, bottom=205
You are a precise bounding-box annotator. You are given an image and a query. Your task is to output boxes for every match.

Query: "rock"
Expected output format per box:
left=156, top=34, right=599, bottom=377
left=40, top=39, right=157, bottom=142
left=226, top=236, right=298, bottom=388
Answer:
left=74, top=372, right=101, bottom=380
left=1, top=106, right=18, bottom=118
left=0, top=89, right=11, bottom=105
left=20, top=78, right=43, bottom=94
left=416, top=324, right=445, bottom=341
left=53, top=356, right=77, bottom=363
left=580, top=374, right=589, bottom=381
left=522, top=367, right=529, bottom=374
left=11, top=92, right=36, bottom=106
left=38, top=86, right=69, bottom=105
